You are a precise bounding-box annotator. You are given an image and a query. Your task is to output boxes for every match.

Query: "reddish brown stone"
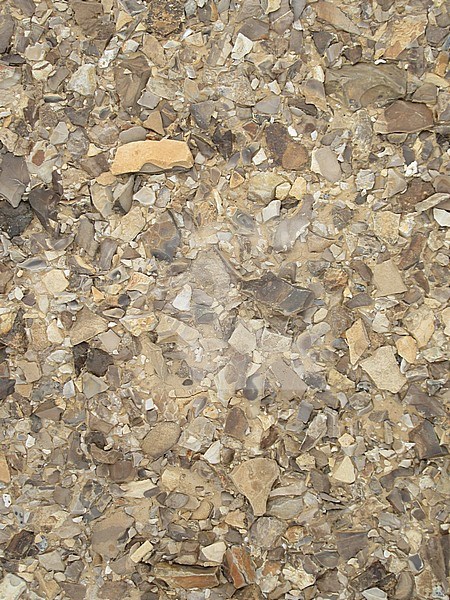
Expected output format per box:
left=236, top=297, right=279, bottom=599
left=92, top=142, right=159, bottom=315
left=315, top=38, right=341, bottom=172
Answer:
left=225, top=546, right=256, bottom=589
left=153, top=563, right=220, bottom=589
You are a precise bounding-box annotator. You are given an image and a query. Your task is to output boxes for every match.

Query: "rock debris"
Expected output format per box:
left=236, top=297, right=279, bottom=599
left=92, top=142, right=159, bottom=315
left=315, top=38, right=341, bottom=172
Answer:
left=0, top=0, right=449, bottom=598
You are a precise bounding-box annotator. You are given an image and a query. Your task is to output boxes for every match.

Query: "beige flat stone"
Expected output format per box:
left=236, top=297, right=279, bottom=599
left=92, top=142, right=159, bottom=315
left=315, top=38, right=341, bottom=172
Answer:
left=231, top=458, right=279, bottom=516
left=372, top=260, right=407, bottom=296
left=403, top=306, right=435, bottom=348
left=70, top=306, right=108, bottom=345
left=360, top=346, right=406, bottom=393
left=332, top=456, right=356, bottom=484
left=0, top=452, right=10, bottom=483
left=396, top=336, right=417, bottom=363
left=111, top=140, right=194, bottom=174
left=346, top=319, right=370, bottom=364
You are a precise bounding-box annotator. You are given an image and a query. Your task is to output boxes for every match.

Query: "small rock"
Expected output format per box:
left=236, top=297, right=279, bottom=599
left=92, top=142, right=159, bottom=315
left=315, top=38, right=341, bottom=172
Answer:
left=248, top=171, right=285, bottom=203
left=0, top=378, right=15, bottom=400
left=225, top=546, right=256, bottom=588
left=345, top=319, right=370, bottom=364
left=231, top=458, right=280, bottom=516
left=91, top=510, right=134, bottom=559
left=67, top=64, right=97, bottom=96
left=372, top=260, right=407, bottom=296
left=141, top=422, right=181, bottom=459
left=111, top=140, right=194, bottom=174
left=332, top=456, right=356, bottom=483
left=409, top=419, right=445, bottom=459
left=70, top=307, right=108, bottom=345
left=42, top=270, right=69, bottom=295
left=395, top=336, right=417, bottom=363
left=403, top=306, right=434, bottom=348
left=311, top=147, right=341, bottom=182
left=360, top=346, right=406, bottom=393
left=153, top=563, right=220, bottom=589
left=0, top=574, right=27, bottom=600
left=130, top=540, right=153, bottom=563
left=201, top=541, right=226, bottom=563
left=142, top=211, right=180, bottom=261
left=374, top=101, right=434, bottom=134
left=315, top=0, right=360, bottom=34
left=0, top=452, right=11, bottom=483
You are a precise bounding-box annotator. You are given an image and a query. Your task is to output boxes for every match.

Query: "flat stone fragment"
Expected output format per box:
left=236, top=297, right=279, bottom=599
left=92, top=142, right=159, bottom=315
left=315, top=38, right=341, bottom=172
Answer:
left=242, top=272, right=315, bottom=315
left=226, top=546, right=256, bottom=588
left=0, top=574, right=27, bottom=600
left=142, top=211, right=180, bottom=261
left=372, top=260, right=407, bottom=296
left=141, top=422, right=181, bottom=458
left=0, top=452, right=11, bottom=483
left=346, top=319, right=370, bottom=364
left=153, top=563, right=220, bottom=589
left=403, top=306, right=435, bottom=348
left=67, top=64, right=97, bottom=96
left=130, top=541, right=153, bottom=563
left=42, top=270, right=69, bottom=295
left=395, top=336, right=417, bottom=363
left=311, top=147, right=341, bottom=182
left=70, top=307, right=108, bottom=345
left=231, top=458, right=280, bottom=516
left=111, top=140, right=194, bottom=174
left=248, top=171, right=285, bottom=203
left=91, top=511, right=134, bottom=559
left=332, top=456, right=356, bottom=483
left=360, top=346, right=406, bottom=393
left=0, top=153, right=30, bottom=208
left=326, top=64, right=406, bottom=110
left=233, top=585, right=265, bottom=600
left=201, top=541, right=226, bottom=563
left=410, top=420, right=446, bottom=460
left=374, top=101, right=434, bottom=134
left=314, top=1, right=360, bottom=33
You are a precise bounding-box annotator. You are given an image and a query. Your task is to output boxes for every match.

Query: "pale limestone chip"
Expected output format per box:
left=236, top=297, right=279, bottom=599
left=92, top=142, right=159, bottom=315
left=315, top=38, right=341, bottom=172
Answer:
left=396, top=336, right=417, bottom=363
left=332, top=456, right=356, bottom=483
left=201, top=541, right=227, bottom=563
left=70, top=306, right=108, bottom=345
left=228, top=322, right=257, bottom=354
left=372, top=211, right=400, bottom=245
left=91, top=511, right=134, bottom=559
left=130, top=540, right=153, bottom=563
left=67, top=64, right=97, bottom=96
left=141, top=422, right=181, bottom=458
left=156, top=314, right=199, bottom=345
left=345, top=319, right=370, bottom=364
left=0, top=452, right=10, bottom=483
left=372, top=260, right=407, bottom=296
left=283, top=565, right=316, bottom=590
left=42, top=269, right=69, bottom=295
left=360, top=346, right=406, bottom=393
left=264, top=0, right=281, bottom=14
left=121, top=311, right=157, bottom=337
left=111, top=140, right=193, bottom=174
left=311, top=147, right=341, bottom=183
left=0, top=574, right=27, bottom=600
left=403, top=306, right=435, bottom=348
left=231, top=33, right=253, bottom=60
left=443, top=307, right=450, bottom=336
left=231, top=458, right=280, bottom=516
left=111, top=206, right=146, bottom=242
